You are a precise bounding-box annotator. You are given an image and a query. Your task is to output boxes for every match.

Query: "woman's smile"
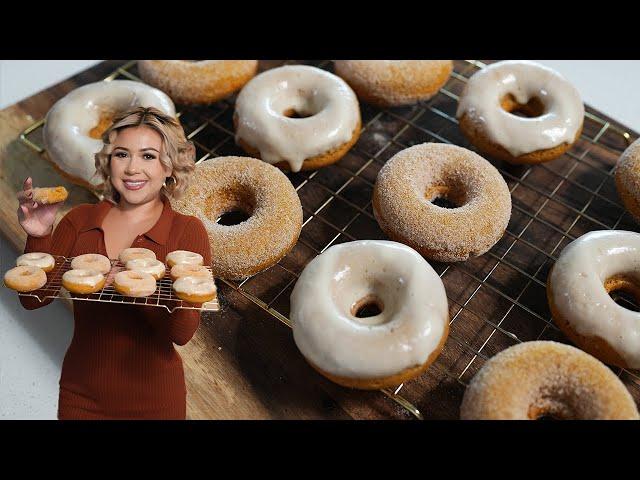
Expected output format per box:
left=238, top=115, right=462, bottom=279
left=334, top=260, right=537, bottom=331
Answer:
left=123, top=179, right=148, bottom=190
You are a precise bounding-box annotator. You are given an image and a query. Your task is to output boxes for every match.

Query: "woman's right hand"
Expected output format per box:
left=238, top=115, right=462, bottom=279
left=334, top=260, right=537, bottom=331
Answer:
left=17, top=177, right=64, bottom=237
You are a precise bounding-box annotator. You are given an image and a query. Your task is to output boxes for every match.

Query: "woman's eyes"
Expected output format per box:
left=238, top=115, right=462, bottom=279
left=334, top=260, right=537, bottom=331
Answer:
left=143, top=154, right=156, bottom=160
left=114, top=151, right=128, bottom=158
left=113, top=152, right=155, bottom=160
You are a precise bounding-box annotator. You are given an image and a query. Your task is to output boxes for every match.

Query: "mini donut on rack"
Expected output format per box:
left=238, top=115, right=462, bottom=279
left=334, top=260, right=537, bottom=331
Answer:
left=113, top=270, right=157, bottom=297
left=126, top=258, right=166, bottom=280
left=333, top=60, right=453, bottom=107
left=234, top=64, right=361, bottom=172
left=138, top=60, right=259, bottom=105
left=165, top=250, right=203, bottom=268
left=62, top=269, right=106, bottom=295
left=615, top=138, right=640, bottom=223
left=17, top=252, right=56, bottom=273
left=170, top=263, right=212, bottom=282
left=119, top=247, right=156, bottom=264
left=31, top=186, right=68, bottom=205
left=172, top=275, right=217, bottom=304
left=71, top=253, right=112, bottom=275
left=4, top=265, right=47, bottom=293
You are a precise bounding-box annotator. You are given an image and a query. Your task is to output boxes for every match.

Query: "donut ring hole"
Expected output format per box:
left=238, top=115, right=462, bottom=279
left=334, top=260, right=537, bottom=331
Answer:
left=500, top=93, right=546, bottom=118
left=206, top=186, right=257, bottom=227
left=270, top=87, right=328, bottom=120
left=425, top=184, right=467, bottom=210
left=89, top=109, right=116, bottom=139
left=351, top=294, right=384, bottom=319
left=605, top=274, right=640, bottom=312
left=527, top=394, right=580, bottom=420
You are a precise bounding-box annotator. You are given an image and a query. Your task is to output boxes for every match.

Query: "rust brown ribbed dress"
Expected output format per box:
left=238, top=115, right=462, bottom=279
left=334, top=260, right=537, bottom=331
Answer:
left=19, top=195, right=212, bottom=420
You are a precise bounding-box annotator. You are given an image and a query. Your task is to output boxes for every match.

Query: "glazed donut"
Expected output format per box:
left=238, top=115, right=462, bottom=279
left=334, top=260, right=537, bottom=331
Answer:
left=71, top=253, right=112, bottom=275
left=334, top=60, right=453, bottom=107
left=615, top=138, right=640, bottom=223
left=372, top=143, right=512, bottom=262
left=113, top=270, right=157, bottom=297
left=457, top=60, right=584, bottom=165
left=165, top=250, right=203, bottom=268
left=43, top=80, right=175, bottom=189
left=234, top=65, right=361, bottom=172
left=170, top=157, right=303, bottom=279
left=119, top=247, right=156, bottom=264
left=31, top=186, right=68, bottom=205
left=172, top=276, right=217, bottom=304
left=17, top=252, right=55, bottom=273
left=126, top=258, right=166, bottom=280
left=547, top=230, right=640, bottom=369
left=138, top=60, right=258, bottom=105
left=291, top=240, right=449, bottom=390
left=4, top=266, right=47, bottom=292
left=170, top=263, right=211, bottom=282
left=62, top=269, right=105, bottom=295
left=460, top=341, right=639, bottom=420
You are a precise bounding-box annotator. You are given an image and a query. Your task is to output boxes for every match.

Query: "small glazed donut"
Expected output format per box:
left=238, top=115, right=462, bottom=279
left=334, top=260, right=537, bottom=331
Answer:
left=138, top=60, right=258, bottom=105
left=71, top=253, right=112, bottom=275
left=172, top=276, right=217, bottom=304
left=43, top=80, right=175, bottom=189
left=334, top=60, right=453, bottom=107
left=615, top=138, right=640, bottom=223
left=165, top=250, right=203, bottom=268
left=31, top=186, right=68, bottom=205
left=457, top=61, right=584, bottom=165
left=373, top=143, right=512, bottom=262
left=170, top=157, right=303, bottom=279
left=170, top=263, right=212, bottom=281
left=234, top=65, right=361, bottom=172
left=126, top=258, right=166, bottom=280
left=547, top=230, right=640, bottom=369
left=113, top=270, right=157, bottom=297
left=119, top=247, right=156, bottom=264
left=62, top=269, right=105, bottom=295
left=460, top=341, right=639, bottom=420
left=17, top=252, right=56, bottom=273
left=291, top=240, right=449, bottom=390
left=4, top=265, right=47, bottom=292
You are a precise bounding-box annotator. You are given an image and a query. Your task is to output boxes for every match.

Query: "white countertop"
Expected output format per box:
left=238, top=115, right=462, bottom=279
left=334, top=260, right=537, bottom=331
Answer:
left=1, top=60, right=639, bottom=419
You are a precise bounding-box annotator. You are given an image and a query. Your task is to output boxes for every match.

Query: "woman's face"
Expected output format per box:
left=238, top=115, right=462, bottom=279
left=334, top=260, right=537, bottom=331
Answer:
left=109, top=126, right=172, bottom=205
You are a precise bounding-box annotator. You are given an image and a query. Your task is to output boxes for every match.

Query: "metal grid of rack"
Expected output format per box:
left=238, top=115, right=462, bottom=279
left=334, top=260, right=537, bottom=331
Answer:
left=19, top=60, right=640, bottom=420
left=6, top=255, right=219, bottom=313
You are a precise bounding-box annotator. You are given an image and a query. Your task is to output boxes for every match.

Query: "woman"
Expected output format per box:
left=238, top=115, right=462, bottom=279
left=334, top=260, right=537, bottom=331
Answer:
left=16, top=106, right=212, bottom=420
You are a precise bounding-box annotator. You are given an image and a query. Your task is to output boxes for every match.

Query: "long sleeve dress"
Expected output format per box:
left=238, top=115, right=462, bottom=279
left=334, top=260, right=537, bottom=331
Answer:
left=19, top=194, right=212, bottom=419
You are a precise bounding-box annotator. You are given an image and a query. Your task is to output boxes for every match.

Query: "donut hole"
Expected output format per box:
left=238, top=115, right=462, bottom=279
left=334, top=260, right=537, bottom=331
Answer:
left=206, top=187, right=256, bottom=227
left=500, top=93, right=546, bottom=118
left=89, top=111, right=116, bottom=139
left=605, top=274, right=640, bottom=312
left=217, top=210, right=252, bottom=226
left=351, top=295, right=384, bottom=319
left=425, top=185, right=467, bottom=209
left=282, top=108, right=315, bottom=119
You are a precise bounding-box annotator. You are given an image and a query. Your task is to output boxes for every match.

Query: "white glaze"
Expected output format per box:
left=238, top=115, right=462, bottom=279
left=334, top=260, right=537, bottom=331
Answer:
left=173, top=276, right=217, bottom=296
left=166, top=250, right=203, bottom=266
left=549, top=230, right=640, bottom=368
left=456, top=61, right=584, bottom=157
left=126, top=258, right=166, bottom=279
left=17, top=252, right=55, bottom=271
left=234, top=65, right=360, bottom=172
left=114, top=270, right=156, bottom=297
left=119, top=247, right=156, bottom=263
left=62, top=269, right=104, bottom=287
left=43, top=80, right=175, bottom=187
left=71, top=253, right=112, bottom=275
left=290, top=240, right=448, bottom=379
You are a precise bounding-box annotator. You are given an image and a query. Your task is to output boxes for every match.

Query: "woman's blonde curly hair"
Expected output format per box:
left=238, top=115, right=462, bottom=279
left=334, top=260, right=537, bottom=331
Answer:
left=94, top=106, right=195, bottom=203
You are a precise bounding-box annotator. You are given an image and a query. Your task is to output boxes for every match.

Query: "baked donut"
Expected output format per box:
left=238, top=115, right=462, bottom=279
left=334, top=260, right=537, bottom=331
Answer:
left=138, top=60, right=258, bottom=105
left=4, top=265, right=47, bottom=292
left=43, top=80, right=175, bottom=189
left=172, top=276, right=217, bottom=304
left=62, top=269, right=106, bottom=295
left=457, top=61, right=584, bottom=165
left=373, top=143, right=512, bottom=262
left=31, top=186, right=68, bottom=205
left=615, top=138, right=640, bottom=223
left=170, top=263, right=211, bottom=281
left=126, top=258, right=166, bottom=280
left=234, top=65, right=361, bottom=172
left=291, top=240, right=449, bottom=390
left=170, top=157, right=303, bottom=279
left=113, top=270, right=157, bottom=297
left=334, top=60, right=453, bottom=107
left=460, top=341, right=639, bottom=420
left=17, top=252, right=56, bottom=273
left=165, top=250, right=203, bottom=268
left=547, top=230, right=640, bottom=369
left=119, top=247, right=156, bottom=264
left=71, top=253, right=112, bottom=275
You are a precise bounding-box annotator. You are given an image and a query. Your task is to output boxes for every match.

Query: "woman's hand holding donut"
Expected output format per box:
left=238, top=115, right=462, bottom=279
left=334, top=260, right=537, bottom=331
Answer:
left=17, top=177, right=63, bottom=237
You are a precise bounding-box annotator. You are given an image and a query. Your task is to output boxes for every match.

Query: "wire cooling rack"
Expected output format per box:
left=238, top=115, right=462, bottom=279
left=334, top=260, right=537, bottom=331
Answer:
left=19, top=60, right=640, bottom=420
left=5, top=255, right=219, bottom=313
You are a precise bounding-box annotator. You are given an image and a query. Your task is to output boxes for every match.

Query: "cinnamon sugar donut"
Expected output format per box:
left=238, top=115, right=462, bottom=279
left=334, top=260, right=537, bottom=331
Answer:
left=4, top=265, right=47, bottom=292
left=165, top=250, right=203, bottom=268
left=113, top=270, right=157, bottom=297
left=170, top=264, right=211, bottom=281
left=460, top=341, right=639, bottom=420
left=172, top=275, right=217, bottom=304
left=17, top=252, right=56, bottom=273
left=126, top=258, right=166, bottom=280
left=119, top=248, right=156, bottom=264
left=170, top=156, right=303, bottom=279
left=373, top=143, right=512, bottom=262
left=334, top=60, right=453, bottom=107
left=615, top=138, right=640, bottom=223
left=62, top=269, right=106, bottom=295
left=31, top=186, right=68, bottom=205
left=71, top=253, right=112, bottom=275
left=138, top=60, right=258, bottom=105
